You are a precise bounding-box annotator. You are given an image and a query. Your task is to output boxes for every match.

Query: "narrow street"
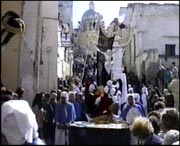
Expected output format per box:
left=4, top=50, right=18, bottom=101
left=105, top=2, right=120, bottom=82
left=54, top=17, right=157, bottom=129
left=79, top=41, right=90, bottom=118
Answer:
left=1, top=1, right=179, bottom=145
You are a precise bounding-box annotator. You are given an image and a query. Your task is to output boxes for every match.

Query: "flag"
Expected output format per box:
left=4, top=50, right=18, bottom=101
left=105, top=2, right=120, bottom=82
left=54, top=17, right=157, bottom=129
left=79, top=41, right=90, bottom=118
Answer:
left=119, top=23, right=126, bottom=29
left=110, top=17, right=126, bottom=30
left=96, top=28, right=115, bottom=86
left=97, top=28, right=114, bottom=51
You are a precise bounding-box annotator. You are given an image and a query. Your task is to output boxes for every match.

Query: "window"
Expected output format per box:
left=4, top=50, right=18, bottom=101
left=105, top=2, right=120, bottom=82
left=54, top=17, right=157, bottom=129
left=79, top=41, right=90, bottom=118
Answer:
left=93, top=22, right=96, bottom=29
left=165, top=44, right=175, bottom=57
left=58, top=12, right=60, bottom=20
left=65, top=33, right=68, bottom=40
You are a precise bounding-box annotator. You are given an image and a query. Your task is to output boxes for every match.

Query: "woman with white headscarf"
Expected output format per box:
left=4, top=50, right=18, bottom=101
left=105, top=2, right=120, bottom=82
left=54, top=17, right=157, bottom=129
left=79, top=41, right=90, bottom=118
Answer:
left=1, top=99, right=45, bottom=145
left=120, top=94, right=146, bottom=144
left=120, top=94, right=145, bottom=124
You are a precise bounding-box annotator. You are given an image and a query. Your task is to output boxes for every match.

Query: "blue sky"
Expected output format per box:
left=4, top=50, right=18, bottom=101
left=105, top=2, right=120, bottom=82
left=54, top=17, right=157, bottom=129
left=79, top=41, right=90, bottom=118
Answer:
left=72, top=1, right=179, bottom=28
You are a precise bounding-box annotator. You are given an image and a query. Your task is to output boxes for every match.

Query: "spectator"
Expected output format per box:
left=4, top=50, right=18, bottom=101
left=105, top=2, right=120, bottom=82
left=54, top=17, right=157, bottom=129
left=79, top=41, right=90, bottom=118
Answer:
left=120, top=94, right=145, bottom=124
left=54, top=91, right=76, bottom=145
left=1, top=86, right=6, bottom=96
left=154, top=101, right=165, bottom=112
left=162, top=130, right=179, bottom=145
left=1, top=99, right=45, bottom=145
left=148, top=94, right=159, bottom=112
left=154, top=87, right=162, bottom=97
left=15, top=87, right=25, bottom=99
left=68, top=91, right=78, bottom=121
left=32, top=93, right=44, bottom=139
left=171, top=62, right=178, bottom=79
left=131, top=117, right=163, bottom=145
left=43, top=92, right=57, bottom=145
left=74, top=92, right=86, bottom=121
left=160, top=108, right=179, bottom=133
left=164, top=93, right=174, bottom=108
left=85, top=83, right=96, bottom=117
left=141, top=74, right=147, bottom=86
left=164, top=67, right=172, bottom=88
left=148, top=111, right=161, bottom=135
left=162, top=88, right=170, bottom=97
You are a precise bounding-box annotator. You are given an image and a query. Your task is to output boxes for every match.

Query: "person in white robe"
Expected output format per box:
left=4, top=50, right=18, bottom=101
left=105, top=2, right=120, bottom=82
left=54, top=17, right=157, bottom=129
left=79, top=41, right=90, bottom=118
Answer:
left=54, top=91, right=76, bottom=145
left=140, top=85, right=148, bottom=114
left=141, top=84, right=148, bottom=96
left=111, top=30, right=133, bottom=79
left=1, top=99, right=45, bottom=145
left=119, top=73, right=128, bottom=104
left=111, top=47, right=124, bottom=79
left=104, top=80, right=114, bottom=95
left=120, top=94, right=145, bottom=144
left=128, top=84, right=134, bottom=93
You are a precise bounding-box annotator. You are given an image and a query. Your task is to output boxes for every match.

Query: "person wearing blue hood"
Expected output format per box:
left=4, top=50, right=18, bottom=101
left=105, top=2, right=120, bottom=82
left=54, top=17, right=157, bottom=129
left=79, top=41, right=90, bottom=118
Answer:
left=54, top=91, right=76, bottom=145
left=120, top=94, right=145, bottom=124
left=119, top=94, right=146, bottom=144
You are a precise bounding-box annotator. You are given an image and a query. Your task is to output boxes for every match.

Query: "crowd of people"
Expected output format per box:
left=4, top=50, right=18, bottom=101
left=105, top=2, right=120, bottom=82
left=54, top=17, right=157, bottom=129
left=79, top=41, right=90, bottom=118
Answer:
left=1, top=8, right=179, bottom=145
left=156, top=62, right=179, bottom=90
left=1, top=64, right=179, bottom=145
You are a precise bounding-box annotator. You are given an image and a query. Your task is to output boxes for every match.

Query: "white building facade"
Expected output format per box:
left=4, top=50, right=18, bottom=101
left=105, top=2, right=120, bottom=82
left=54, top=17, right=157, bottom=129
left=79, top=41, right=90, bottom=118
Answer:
left=19, top=1, right=59, bottom=104
left=119, top=3, right=179, bottom=82
left=57, top=1, right=73, bottom=79
left=2, top=1, right=60, bottom=105
left=73, top=2, right=104, bottom=58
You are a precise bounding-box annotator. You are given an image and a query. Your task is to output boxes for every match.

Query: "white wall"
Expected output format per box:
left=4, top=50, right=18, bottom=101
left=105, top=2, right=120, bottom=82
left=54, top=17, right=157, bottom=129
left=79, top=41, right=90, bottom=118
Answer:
left=19, top=1, right=41, bottom=105
left=121, top=4, right=179, bottom=79
left=39, top=1, right=59, bottom=93
left=140, top=6, right=179, bottom=55
left=17, top=1, right=59, bottom=104
left=57, top=1, right=74, bottom=79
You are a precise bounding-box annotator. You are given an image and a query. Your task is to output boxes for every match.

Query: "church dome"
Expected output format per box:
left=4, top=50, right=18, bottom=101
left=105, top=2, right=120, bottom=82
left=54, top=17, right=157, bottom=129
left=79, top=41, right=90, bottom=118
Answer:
left=81, top=1, right=98, bottom=21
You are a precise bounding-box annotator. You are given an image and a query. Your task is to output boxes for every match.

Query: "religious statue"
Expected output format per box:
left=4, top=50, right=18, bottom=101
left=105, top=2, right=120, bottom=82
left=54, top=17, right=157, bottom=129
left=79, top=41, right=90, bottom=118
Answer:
left=111, top=34, right=133, bottom=80
left=95, top=47, right=118, bottom=75
left=94, top=31, right=133, bottom=79
left=108, top=17, right=135, bottom=78
left=95, top=17, right=134, bottom=103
